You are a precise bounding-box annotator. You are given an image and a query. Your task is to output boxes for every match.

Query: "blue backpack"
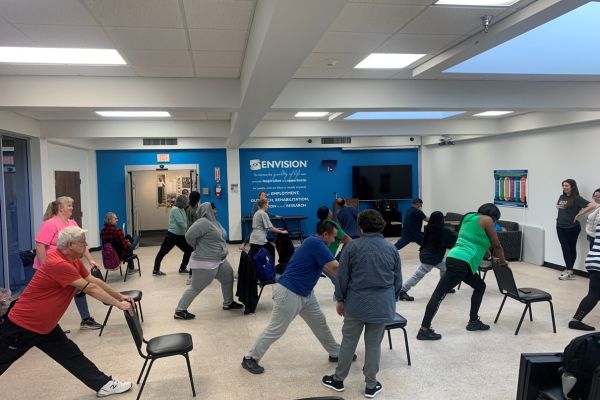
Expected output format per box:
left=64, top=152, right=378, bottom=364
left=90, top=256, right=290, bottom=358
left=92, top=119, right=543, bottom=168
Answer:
left=253, top=247, right=275, bottom=282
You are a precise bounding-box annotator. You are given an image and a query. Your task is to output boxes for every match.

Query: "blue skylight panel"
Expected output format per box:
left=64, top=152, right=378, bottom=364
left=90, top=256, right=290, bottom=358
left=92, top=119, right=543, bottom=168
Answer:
left=345, top=111, right=464, bottom=120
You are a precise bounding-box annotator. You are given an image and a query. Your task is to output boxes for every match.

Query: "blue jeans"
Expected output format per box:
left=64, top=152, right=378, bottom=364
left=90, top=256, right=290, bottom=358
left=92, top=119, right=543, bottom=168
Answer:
left=74, top=295, right=90, bottom=321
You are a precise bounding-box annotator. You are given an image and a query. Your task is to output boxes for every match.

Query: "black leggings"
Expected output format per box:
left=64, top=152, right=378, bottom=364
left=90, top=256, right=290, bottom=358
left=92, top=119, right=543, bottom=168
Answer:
left=557, top=225, right=581, bottom=270
left=153, top=231, right=193, bottom=272
left=421, top=257, right=486, bottom=329
left=573, top=271, right=600, bottom=321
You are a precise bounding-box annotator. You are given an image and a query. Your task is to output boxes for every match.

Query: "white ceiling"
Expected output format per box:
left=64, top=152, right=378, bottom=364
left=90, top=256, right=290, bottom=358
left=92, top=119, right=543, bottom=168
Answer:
left=0, top=0, right=597, bottom=147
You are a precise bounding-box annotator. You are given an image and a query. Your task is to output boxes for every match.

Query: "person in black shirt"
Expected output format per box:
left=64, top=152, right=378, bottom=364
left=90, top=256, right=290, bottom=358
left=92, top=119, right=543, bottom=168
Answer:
left=398, top=211, right=457, bottom=301
left=335, top=198, right=360, bottom=239
left=556, top=179, right=595, bottom=280
left=394, top=198, right=429, bottom=250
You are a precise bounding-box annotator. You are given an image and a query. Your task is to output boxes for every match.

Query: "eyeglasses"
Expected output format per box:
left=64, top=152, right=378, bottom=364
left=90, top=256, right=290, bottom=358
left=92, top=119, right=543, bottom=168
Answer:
left=71, top=240, right=87, bottom=246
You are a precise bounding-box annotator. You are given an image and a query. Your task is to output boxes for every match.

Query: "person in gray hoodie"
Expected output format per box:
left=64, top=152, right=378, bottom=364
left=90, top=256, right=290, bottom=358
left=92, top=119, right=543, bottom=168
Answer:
left=174, top=202, right=243, bottom=320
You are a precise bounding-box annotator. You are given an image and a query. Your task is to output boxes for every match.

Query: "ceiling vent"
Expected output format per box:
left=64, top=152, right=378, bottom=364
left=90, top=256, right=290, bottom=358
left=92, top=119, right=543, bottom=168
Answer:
left=143, top=138, right=178, bottom=146
left=321, top=137, right=351, bottom=145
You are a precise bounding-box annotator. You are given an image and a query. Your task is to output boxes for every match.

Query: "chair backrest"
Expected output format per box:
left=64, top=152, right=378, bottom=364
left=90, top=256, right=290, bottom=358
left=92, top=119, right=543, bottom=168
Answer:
left=492, top=263, right=519, bottom=297
left=123, top=307, right=144, bottom=353
left=102, top=242, right=121, bottom=269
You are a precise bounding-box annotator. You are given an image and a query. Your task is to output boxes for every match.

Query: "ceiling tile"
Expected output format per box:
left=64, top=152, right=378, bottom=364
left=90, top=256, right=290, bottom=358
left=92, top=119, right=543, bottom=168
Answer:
left=192, top=51, right=243, bottom=68
left=10, top=64, right=134, bottom=76
left=0, top=23, right=35, bottom=46
left=349, top=0, right=434, bottom=4
left=183, top=0, right=255, bottom=30
left=263, top=112, right=297, bottom=121
left=189, top=29, right=248, bottom=51
left=314, top=32, right=389, bottom=53
left=377, top=33, right=460, bottom=53
left=170, top=110, right=207, bottom=120
left=205, top=112, right=231, bottom=120
left=69, top=65, right=137, bottom=76
left=401, top=6, right=505, bottom=35
left=194, top=67, right=240, bottom=78
left=301, top=52, right=365, bottom=70
left=120, top=49, right=192, bottom=67
left=16, top=25, right=113, bottom=47
left=294, top=67, right=347, bottom=79
left=106, top=27, right=188, bottom=50
left=330, top=3, right=426, bottom=33
left=83, top=0, right=183, bottom=28
left=0, top=0, right=98, bottom=25
left=133, top=66, right=195, bottom=77
left=342, top=68, right=400, bottom=79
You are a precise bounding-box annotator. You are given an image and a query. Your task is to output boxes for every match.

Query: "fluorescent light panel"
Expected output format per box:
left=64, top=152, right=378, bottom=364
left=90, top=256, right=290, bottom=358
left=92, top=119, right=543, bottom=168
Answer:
left=0, top=47, right=126, bottom=65
left=295, top=112, right=329, bottom=118
left=328, top=112, right=344, bottom=121
left=435, top=0, right=519, bottom=5
left=95, top=111, right=171, bottom=118
left=355, top=53, right=426, bottom=69
left=345, top=111, right=464, bottom=120
left=474, top=111, right=513, bottom=117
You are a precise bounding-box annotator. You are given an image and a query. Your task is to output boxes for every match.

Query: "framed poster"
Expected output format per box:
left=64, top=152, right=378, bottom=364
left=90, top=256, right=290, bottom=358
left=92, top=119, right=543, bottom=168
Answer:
left=494, top=169, right=528, bottom=208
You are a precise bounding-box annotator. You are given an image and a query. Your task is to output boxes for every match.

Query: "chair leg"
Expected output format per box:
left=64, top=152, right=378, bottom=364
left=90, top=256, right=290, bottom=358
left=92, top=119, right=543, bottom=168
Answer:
left=257, top=284, right=265, bottom=304
left=515, top=304, right=529, bottom=335
left=494, top=295, right=508, bottom=323
left=386, top=329, right=392, bottom=350
left=104, top=270, right=109, bottom=281
left=137, top=359, right=155, bottom=400
left=136, top=358, right=148, bottom=384
left=137, top=256, right=142, bottom=277
left=98, top=306, right=113, bottom=337
left=482, top=270, right=488, bottom=281
left=123, top=263, right=128, bottom=283
left=528, top=304, right=533, bottom=321
left=119, top=266, right=122, bottom=276
left=184, top=353, right=196, bottom=397
left=137, top=300, right=144, bottom=323
left=401, top=327, right=411, bottom=366
left=457, top=281, right=461, bottom=290
left=548, top=301, right=557, bottom=333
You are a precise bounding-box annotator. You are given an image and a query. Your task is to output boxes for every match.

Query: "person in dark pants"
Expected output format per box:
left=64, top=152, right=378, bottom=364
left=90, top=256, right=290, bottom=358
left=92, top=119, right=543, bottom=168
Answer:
left=335, top=198, right=360, bottom=239
left=556, top=179, right=595, bottom=280
left=153, top=195, right=194, bottom=276
left=417, top=203, right=508, bottom=341
left=569, top=225, right=600, bottom=331
left=248, top=198, right=287, bottom=261
left=394, top=198, right=429, bottom=250
left=0, top=226, right=133, bottom=397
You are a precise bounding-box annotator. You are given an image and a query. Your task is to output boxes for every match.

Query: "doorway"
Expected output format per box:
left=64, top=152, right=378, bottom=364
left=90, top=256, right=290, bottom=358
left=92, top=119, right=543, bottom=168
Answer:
left=55, top=171, right=83, bottom=227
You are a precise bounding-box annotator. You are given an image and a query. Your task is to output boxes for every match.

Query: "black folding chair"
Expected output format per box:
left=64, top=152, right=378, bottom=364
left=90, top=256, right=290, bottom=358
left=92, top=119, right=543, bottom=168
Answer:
left=492, top=263, right=556, bottom=335
left=384, top=313, right=411, bottom=366
left=123, top=307, right=196, bottom=399
left=99, top=290, right=143, bottom=336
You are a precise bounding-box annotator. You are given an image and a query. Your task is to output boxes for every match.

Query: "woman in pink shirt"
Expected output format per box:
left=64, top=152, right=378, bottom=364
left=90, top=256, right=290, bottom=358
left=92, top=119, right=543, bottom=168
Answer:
left=35, top=196, right=102, bottom=330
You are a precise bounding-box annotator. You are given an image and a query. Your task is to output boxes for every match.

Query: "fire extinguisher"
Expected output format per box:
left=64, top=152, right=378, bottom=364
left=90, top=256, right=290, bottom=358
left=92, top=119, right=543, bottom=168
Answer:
left=215, top=183, right=222, bottom=199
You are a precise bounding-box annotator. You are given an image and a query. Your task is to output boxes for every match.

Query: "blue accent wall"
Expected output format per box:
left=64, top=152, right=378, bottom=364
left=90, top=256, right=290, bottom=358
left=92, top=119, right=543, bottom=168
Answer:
left=239, top=148, right=419, bottom=236
left=96, top=149, right=228, bottom=235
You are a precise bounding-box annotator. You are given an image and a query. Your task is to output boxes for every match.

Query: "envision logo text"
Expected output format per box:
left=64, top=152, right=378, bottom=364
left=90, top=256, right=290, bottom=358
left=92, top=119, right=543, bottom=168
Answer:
left=249, top=159, right=308, bottom=171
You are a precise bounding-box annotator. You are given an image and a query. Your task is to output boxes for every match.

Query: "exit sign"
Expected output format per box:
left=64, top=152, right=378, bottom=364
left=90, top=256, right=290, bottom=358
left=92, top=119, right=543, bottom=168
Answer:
left=157, top=154, right=170, bottom=162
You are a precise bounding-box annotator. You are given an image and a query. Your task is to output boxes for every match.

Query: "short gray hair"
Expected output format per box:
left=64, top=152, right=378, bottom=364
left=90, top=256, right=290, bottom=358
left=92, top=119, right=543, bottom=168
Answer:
left=104, top=212, right=116, bottom=224
left=57, top=226, right=88, bottom=249
left=175, top=194, right=188, bottom=209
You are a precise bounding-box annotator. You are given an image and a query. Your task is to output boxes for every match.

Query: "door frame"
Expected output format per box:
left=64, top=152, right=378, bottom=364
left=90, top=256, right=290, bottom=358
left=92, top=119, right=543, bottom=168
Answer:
left=124, top=164, right=199, bottom=236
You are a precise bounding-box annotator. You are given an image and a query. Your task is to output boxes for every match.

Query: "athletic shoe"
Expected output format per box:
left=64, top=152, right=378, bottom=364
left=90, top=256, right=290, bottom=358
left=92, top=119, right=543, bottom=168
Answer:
left=416, top=327, right=442, bottom=340
left=559, top=270, right=575, bottom=280
left=96, top=378, right=132, bottom=397
left=152, top=270, right=166, bottom=276
left=222, top=301, right=244, bottom=310
left=241, top=357, right=264, bottom=374
left=185, top=278, right=192, bottom=285
left=569, top=320, right=595, bottom=331
left=447, top=288, right=456, bottom=294
left=365, top=382, right=383, bottom=398
left=174, top=310, right=196, bottom=320
left=328, top=353, right=357, bottom=363
left=178, top=268, right=189, bottom=274
left=466, top=317, right=490, bottom=331
left=321, top=375, right=345, bottom=392
left=80, top=317, right=102, bottom=330
left=398, top=291, right=414, bottom=301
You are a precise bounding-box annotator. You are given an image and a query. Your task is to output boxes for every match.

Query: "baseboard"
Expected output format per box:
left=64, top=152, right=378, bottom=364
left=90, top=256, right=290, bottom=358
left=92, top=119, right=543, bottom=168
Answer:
left=542, top=261, right=589, bottom=277
left=228, top=240, right=243, bottom=244
left=89, top=246, right=101, bottom=252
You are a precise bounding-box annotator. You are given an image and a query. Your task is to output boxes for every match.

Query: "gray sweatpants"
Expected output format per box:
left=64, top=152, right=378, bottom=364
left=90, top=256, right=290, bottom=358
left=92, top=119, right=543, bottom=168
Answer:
left=175, top=260, right=234, bottom=311
left=402, top=260, right=446, bottom=292
left=247, top=284, right=340, bottom=361
left=334, top=315, right=386, bottom=389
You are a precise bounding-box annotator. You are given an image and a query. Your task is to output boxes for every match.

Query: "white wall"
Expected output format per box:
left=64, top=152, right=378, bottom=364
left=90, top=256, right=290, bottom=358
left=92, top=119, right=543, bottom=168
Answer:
left=46, top=142, right=99, bottom=246
left=422, top=123, right=600, bottom=271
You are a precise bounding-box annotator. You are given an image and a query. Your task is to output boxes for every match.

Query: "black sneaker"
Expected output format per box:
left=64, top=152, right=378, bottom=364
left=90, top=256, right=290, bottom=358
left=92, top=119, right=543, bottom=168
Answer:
left=416, top=327, right=442, bottom=340
left=398, top=291, right=414, bottom=301
left=328, top=353, right=357, bottom=363
left=569, top=320, right=595, bottom=331
left=466, top=317, right=490, bottom=331
left=223, top=301, right=244, bottom=310
left=80, top=317, right=102, bottom=330
left=152, top=270, right=166, bottom=276
left=365, top=382, right=383, bottom=398
left=174, top=310, right=196, bottom=320
left=241, top=357, right=264, bottom=374
left=447, top=288, right=456, bottom=294
left=321, top=375, right=344, bottom=392
left=178, top=268, right=189, bottom=274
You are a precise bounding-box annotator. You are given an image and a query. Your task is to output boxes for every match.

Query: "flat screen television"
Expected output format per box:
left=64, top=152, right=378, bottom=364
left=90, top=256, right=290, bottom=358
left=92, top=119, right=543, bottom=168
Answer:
left=352, top=165, right=412, bottom=200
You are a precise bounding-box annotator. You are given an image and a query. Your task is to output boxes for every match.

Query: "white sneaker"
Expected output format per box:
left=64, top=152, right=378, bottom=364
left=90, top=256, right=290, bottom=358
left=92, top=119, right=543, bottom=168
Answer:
left=97, top=379, right=132, bottom=397
left=185, top=277, right=192, bottom=285
left=559, top=270, right=575, bottom=280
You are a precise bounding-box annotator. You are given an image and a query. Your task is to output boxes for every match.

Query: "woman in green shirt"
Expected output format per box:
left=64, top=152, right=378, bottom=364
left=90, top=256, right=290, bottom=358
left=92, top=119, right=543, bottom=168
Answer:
left=417, top=203, right=508, bottom=341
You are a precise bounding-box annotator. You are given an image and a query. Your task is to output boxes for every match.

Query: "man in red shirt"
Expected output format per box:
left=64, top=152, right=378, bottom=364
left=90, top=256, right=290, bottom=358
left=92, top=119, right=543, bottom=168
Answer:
left=0, top=226, right=134, bottom=397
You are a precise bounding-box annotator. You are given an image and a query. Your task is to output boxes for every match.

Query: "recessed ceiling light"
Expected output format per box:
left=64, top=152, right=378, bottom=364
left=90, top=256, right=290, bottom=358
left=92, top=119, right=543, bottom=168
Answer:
left=95, top=111, right=171, bottom=118
left=435, top=0, right=518, bottom=6
left=328, top=112, right=344, bottom=121
left=345, top=111, right=464, bottom=120
left=474, top=111, right=514, bottom=117
left=295, top=112, right=329, bottom=118
left=0, top=47, right=126, bottom=65
left=354, top=53, right=426, bottom=69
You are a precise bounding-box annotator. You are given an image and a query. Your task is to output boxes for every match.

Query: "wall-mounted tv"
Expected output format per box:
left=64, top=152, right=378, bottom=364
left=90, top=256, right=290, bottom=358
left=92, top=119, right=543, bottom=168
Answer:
left=352, top=165, right=412, bottom=200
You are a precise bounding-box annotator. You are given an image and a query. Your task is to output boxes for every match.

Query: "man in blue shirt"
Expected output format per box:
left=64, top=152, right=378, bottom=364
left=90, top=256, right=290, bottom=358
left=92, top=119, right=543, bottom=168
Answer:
left=335, top=198, right=360, bottom=239
left=394, top=198, right=429, bottom=250
left=242, top=221, right=341, bottom=374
